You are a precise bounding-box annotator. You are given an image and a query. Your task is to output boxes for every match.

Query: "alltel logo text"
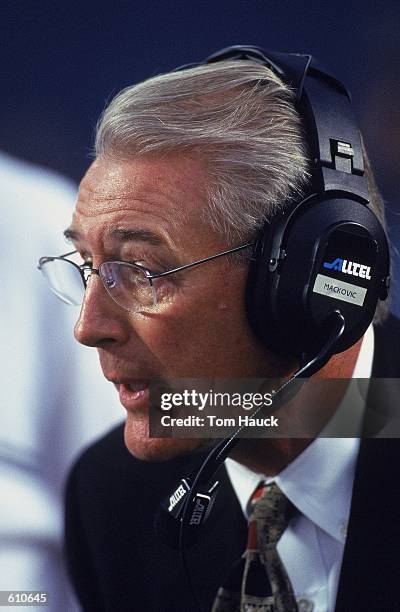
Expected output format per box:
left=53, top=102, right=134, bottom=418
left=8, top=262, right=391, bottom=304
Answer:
left=323, top=258, right=372, bottom=280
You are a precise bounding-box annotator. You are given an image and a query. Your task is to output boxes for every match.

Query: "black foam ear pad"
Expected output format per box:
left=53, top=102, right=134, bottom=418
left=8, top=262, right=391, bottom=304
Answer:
left=246, top=194, right=390, bottom=357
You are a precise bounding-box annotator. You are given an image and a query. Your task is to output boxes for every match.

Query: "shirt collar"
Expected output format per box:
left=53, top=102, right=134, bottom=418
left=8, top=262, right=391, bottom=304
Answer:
left=353, top=322, right=374, bottom=378
left=225, top=324, right=374, bottom=543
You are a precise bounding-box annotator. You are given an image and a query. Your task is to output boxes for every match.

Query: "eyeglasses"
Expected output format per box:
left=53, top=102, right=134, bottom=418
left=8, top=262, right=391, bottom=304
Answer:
left=38, top=242, right=255, bottom=314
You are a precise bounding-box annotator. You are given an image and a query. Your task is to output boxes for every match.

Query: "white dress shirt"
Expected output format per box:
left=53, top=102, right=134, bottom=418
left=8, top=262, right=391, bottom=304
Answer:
left=225, top=325, right=374, bottom=612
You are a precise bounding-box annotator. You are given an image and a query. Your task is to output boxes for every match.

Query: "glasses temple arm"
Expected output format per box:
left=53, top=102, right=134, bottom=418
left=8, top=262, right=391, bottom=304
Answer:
left=149, top=242, right=255, bottom=279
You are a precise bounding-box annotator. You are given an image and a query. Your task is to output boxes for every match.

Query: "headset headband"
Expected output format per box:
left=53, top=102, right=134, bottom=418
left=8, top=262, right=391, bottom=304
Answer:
left=205, top=45, right=368, bottom=203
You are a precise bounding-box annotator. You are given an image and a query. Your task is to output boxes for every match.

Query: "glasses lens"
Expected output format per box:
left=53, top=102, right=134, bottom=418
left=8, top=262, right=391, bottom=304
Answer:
left=99, top=262, right=156, bottom=312
left=40, top=258, right=85, bottom=305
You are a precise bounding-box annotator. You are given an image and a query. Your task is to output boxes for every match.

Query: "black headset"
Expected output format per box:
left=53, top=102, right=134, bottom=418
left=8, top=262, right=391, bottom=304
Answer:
left=202, top=46, right=390, bottom=358
left=158, top=45, right=391, bottom=609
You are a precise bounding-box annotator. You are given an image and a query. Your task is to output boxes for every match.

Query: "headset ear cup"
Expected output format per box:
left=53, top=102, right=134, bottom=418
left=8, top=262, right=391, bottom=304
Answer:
left=246, top=195, right=390, bottom=358
left=246, top=214, right=287, bottom=351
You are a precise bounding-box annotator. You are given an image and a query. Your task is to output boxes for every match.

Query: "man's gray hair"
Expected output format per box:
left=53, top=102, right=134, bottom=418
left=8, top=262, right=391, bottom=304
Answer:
left=95, top=60, right=310, bottom=243
left=95, top=59, right=388, bottom=321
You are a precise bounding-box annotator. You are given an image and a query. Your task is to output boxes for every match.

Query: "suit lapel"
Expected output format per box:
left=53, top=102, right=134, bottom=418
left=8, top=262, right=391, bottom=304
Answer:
left=335, top=315, right=400, bottom=610
left=335, top=438, right=400, bottom=611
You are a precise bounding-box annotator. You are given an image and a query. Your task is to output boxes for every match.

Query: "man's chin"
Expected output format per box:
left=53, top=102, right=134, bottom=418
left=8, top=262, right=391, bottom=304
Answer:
left=123, top=413, right=209, bottom=462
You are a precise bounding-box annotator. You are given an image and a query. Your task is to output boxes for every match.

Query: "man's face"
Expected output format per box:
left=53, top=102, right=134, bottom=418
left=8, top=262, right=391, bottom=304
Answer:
left=70, top=155, right=278, bottom=461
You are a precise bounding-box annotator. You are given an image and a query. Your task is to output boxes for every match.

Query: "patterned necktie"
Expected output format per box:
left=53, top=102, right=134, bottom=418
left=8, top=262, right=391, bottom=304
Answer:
left=212, top=482, right=298, bottom=612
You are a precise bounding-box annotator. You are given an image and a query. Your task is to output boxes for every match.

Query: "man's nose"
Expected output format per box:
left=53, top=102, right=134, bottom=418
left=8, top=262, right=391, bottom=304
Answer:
left=74, top=274, right=128, bottom=348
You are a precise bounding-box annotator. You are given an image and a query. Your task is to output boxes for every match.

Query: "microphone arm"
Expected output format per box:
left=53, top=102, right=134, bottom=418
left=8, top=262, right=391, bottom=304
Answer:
left=177, top=310, right=346, bottom=611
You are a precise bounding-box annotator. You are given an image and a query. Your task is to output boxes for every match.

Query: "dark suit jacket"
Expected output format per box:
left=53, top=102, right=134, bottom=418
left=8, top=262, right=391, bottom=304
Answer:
left=65, top=315, right=400, bottom=612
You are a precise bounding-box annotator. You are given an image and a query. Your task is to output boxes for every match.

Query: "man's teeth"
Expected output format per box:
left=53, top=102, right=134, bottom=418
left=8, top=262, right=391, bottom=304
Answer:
left=127, top=382, right=148, bottom=392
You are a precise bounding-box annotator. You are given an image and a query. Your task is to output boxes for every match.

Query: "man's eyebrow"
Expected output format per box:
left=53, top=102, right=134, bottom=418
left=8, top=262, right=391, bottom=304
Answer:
left=63, top=227, right=165, bottom=247
left=110, top=228, right=165, bottom=246
left=64, top=228, right=81, bottom=241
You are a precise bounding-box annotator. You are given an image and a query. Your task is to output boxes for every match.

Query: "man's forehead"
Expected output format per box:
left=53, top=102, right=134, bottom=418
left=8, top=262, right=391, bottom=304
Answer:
left=70, top=155, right=214, bottom=255
left=75, top=156, right=207, bottom=219
left=81, top=155, right=205, bottom=197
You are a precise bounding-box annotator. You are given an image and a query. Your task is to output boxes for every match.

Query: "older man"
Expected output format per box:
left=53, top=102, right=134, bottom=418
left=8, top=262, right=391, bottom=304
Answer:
left=40, top=48, right=399, bottom=611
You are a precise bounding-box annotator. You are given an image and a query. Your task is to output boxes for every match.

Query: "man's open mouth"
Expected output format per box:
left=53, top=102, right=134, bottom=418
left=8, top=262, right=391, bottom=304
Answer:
left=111, top=380, right=151, bottom=411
